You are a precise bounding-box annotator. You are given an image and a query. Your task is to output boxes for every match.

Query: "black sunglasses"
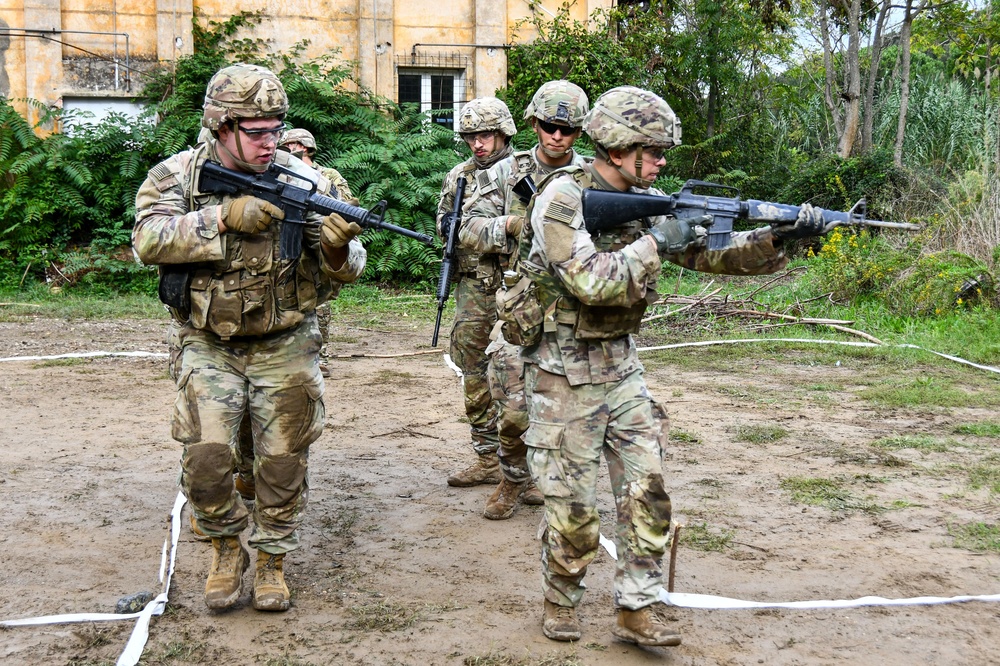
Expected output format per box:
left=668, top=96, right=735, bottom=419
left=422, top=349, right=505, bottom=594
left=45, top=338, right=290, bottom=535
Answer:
left=536, top=119, right=579, bottom=136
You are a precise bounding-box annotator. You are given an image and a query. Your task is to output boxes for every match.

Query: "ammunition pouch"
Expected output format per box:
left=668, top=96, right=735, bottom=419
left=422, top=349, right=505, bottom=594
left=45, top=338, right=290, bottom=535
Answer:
left=497, top=270, right=544, bottom=347
left=573, top=290, right=658, bottom=340
left=158, top=264, right=194, bottom=314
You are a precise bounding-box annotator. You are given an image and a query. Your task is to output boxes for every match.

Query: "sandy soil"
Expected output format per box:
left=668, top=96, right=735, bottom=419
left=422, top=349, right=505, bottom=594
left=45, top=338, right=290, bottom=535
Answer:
left=1, top=311, right=999, bottom=666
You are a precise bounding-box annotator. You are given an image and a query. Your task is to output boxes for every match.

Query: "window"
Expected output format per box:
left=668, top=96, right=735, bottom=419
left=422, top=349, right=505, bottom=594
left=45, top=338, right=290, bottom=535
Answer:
left=396, top=69, right=466, bottom=130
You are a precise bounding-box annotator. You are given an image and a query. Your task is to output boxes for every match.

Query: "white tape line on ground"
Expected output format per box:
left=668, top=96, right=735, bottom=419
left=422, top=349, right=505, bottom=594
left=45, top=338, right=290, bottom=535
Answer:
left=597, top=532, right=1000, bottom=610
left=637, top=337, right=1000, bottom=376
left=0, top=492, right=186, bottom=666
left=443, top=353, right=463, bottom=378
left=0, top=351, right=169, bottom=362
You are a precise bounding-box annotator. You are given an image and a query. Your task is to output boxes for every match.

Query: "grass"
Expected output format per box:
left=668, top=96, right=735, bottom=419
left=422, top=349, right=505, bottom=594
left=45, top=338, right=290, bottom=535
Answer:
left=669, top=428, right=702, bottom=444
left=0, top=283, right=166, bottom=320
left=779, top=476, right=886, bottom=513
left=857, top=377, right=1000, bottom=408
left=953, top=421, right=1000, bottom=437
left=345, top=599, right=459, bottom=632
left=949, top=522, right=1000, bottom=553
left=681, top=522, right=733, bottom=552
left=32, top=357, right=91, bottom=368
left=967, top=455, right=1000, bottom=494
left=869, top=434, right=953, bottom=453
left=735, top=424, right=788, bottom=444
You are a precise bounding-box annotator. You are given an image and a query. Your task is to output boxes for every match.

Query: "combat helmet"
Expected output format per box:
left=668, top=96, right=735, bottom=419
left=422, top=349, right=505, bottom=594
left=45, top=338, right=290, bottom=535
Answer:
left=202, top=63, right=288, bottom=132
left=524, top=80, right=589, bottom=128
left=458, top=98, right=517, bottom=137
left=584, top=86, right=681, bottom=152
left=279, top=128, right=317, bottom=155
left=584, top=86, right=681, bottom=188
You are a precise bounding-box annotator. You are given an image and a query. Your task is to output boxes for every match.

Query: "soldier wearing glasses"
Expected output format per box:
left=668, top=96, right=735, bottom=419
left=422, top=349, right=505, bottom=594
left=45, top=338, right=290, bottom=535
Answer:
left=436, top=97, right=517, bottom=488
left=133, top=64, right=367, bottom=613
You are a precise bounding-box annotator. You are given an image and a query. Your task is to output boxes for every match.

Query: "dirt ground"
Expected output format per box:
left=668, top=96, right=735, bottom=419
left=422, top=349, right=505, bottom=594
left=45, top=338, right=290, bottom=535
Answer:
left=1, top=309, right=999, bottom=666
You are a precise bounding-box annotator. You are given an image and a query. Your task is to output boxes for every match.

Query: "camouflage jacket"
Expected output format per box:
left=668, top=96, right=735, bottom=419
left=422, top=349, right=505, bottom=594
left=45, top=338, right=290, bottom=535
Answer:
left=133, top=143, right=366, bottom=338
left=319, top=165, right=353, bottom=201
left=524, top=165, right=788, bottom=386
left=461, top=146, right=590, bottom=258
left=436, top=144, right=515, bottom=276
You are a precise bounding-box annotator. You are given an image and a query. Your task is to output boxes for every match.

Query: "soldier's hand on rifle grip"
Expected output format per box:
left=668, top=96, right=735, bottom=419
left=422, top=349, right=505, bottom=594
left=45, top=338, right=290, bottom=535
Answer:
left=505, top=215, right=524, bottom=238
left=772, top=203, right=825, bottom=240
left=647, top=214, right=713, bottom=254
left=222, top=195, right=285, bottom=234
left=321, top=213, right=362, bottom=248
left=439, top=212, right=458, bottom=240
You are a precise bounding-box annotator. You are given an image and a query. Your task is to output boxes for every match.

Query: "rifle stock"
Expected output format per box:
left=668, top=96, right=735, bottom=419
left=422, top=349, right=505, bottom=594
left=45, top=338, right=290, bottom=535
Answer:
left=199, top=160, right=434, bottom=259
left=431, top=176, right=467, bottom=347
left=582, top=180, right=919, bottom=251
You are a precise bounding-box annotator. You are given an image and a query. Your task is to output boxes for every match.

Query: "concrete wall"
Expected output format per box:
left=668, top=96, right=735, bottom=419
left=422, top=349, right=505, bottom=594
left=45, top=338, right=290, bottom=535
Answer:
left=0, top=0, right=613, bottom=123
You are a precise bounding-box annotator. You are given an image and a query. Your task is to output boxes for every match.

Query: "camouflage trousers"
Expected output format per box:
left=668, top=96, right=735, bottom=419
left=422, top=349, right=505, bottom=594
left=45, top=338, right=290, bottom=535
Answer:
left=171, top=314, right=326, bottom=554
left=168, top=322, right=254, bottom=478
left=450, top=273, right=499, bottom=455
left=524, top=363, right=673, bottom=610
left=316, top=301, right=330, bottom=357
left=487, top=339, right=529, bottom=482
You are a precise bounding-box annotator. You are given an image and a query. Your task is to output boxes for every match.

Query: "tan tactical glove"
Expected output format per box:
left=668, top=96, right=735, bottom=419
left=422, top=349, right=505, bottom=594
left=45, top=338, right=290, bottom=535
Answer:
left=222, top=196, right=284, bottom=235
left=321, top=213, right=362, bottom=248
left=505, top=215, right=524, bottom=238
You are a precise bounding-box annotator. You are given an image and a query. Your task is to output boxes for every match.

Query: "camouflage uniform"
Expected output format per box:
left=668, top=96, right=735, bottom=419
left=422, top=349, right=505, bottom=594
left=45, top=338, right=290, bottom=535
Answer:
left=522, top=88, right=788, bottom=621
left=437, top=98, right=515, bottom=470
left=134, top=74, right=366, bottom=556
left=278, top=128, right=355, bottom=352
left=462, top=145, right=589, bottom=484
left=459, top=81, right=589, bottom=492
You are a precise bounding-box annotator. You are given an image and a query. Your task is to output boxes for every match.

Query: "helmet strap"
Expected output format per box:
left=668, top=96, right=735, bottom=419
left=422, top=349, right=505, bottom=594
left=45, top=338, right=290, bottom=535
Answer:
left=608, top=145, right=653, bottom=189
left=218, top=120, right=269, bottom=173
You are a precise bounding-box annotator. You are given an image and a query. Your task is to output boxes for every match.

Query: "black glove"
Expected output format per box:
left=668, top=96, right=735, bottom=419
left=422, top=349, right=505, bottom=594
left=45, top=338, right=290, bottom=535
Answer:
left=647, top=215, right=712, bottom=254
left=772, top=203, right=825, bottom=240
left=439, top=212, right=458, bottom=239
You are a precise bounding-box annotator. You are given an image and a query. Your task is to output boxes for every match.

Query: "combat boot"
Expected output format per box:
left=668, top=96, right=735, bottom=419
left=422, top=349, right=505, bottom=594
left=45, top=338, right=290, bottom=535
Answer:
left=612, top=604, right=682, bottom=647
left=483, top=478, right=527, bottom=520
left=542, top=599, right=581, bottom=642
left=234, top=472, right=255, bottom=502
left=253, top=551, right=290, bottom=612
left=447, top=454, right=501, bottom=487
left=189, top=513, right=210, bottom=542
left=521, top=481, right=545, bottom=506
left=204, top=536, right=249, bottom=610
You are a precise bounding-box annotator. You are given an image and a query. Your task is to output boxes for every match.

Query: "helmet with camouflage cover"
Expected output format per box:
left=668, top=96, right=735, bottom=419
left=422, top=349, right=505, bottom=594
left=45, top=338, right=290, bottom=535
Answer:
left=458, top=97, right=517, bottom=137
left=279, top=128, right=317, bottom=154
left=524, top=80, right=589, bottom=127
left=583, top=86, right=681, bottom=151
left=202, top=63, right=288, bottom=132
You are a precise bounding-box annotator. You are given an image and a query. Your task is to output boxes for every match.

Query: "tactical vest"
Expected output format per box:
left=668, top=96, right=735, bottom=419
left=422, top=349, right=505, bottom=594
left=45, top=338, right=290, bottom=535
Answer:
left=497, top=164, right=655, bottom=344
left=157, top=146, right=333, bottom=339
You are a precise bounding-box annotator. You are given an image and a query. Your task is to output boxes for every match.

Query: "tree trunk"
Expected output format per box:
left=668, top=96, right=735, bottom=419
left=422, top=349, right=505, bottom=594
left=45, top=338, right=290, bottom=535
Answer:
left=820, top=0, right=844, bottom=140
left=837, top=0, right=862, bottom=158
left=894, top=0, right=916, bottom=167
left=861, top=1, right=892, bottom=153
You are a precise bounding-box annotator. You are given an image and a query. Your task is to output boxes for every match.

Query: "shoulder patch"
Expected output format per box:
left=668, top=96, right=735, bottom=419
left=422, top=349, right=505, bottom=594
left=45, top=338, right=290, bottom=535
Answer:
left=544, top=202, right=576, bottom=225
left=149, top=162, right=180, bottom=192
left=476, top=170, right=495, bottom=191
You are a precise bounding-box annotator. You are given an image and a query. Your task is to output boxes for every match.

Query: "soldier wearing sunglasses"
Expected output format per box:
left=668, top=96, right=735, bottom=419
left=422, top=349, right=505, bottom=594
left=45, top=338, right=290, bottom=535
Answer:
left=460, top=81, right=591, bottom=521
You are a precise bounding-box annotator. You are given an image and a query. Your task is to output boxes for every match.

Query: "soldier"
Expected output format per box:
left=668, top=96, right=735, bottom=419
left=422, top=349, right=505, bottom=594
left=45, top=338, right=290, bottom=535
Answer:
left=462, top=80, right=591, bottom=519
left=437, top=98, right=517, bottom=488
left=518, top=86, right=825, bottom=644
left=133, top=63, right=366, bottom=612
left=277, top=128, right=355, bottom=378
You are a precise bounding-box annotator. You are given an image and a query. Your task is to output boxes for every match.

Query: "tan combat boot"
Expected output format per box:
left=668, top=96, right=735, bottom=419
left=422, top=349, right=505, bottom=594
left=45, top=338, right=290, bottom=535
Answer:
left=234, top=472, right=255, bottom=502
left=253, top=551, right=290, bottom=612
left=542, top=599, right=581, bottom=641
left=521, top=481, right=545, bottom=506
left=447, top=454, right=502, bottom=487
left=483, top=478, right=527, bottom=520
left=612, top=604, right=682, bottom=646
left=189, top=513, right=210, bottom=542
left=204, top=536, right=249, bottom=609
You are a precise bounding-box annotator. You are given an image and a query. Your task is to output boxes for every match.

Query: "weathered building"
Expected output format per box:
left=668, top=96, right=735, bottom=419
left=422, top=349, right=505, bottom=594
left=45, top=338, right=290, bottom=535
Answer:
left=0, top=0, right=612, bottom=128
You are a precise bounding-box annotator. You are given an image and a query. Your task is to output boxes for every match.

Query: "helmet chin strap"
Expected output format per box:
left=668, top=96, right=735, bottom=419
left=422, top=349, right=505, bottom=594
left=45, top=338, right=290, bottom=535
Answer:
left=218, top=120, right=270, bottom=173
left=539, top=144, right=571, bottom=158
left=616, top=145, right=654, bottom=189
